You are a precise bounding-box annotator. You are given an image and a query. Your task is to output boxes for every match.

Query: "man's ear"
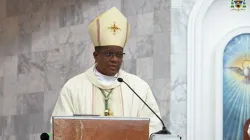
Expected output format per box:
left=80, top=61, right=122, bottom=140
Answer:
left=93, top=51, right=98, bottom=62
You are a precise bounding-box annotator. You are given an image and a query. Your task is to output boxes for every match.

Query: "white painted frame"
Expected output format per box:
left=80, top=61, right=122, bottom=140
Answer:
left=187, top=0, right=215, bottom=139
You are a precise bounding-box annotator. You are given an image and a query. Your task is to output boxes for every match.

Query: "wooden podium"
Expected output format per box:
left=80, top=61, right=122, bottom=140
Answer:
left=52, top=116, right=150, bottom=140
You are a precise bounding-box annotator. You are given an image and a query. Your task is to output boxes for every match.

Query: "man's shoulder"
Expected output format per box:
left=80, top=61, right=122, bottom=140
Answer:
left=64, top=72, right=89, bottom=87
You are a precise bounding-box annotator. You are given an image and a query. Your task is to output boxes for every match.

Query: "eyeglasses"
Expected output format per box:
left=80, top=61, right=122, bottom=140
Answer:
left=97, top=51, right=125, bottom=58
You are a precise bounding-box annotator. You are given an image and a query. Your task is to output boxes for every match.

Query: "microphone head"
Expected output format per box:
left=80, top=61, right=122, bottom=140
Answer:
left=117, top=78, right=123, bottom=82
left=40, top=133, right=49, bottom=140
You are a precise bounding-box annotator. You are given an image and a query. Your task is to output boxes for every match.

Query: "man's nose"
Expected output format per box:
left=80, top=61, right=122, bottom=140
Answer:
left=110, top=55, right=119, bottom=62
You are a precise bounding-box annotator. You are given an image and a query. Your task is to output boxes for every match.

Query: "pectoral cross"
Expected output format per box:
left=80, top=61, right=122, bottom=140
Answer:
left=100, top=88, right=114, bottom=116
left=104, top=108, right=113, bottom=116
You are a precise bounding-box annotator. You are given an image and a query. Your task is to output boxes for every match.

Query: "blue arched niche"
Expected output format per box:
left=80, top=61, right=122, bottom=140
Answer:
left=223, top=33, right=250, bottom=140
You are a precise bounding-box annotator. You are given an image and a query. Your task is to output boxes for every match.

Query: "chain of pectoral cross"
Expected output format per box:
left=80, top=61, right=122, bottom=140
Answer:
left=99, top=88, right=114, bottom=116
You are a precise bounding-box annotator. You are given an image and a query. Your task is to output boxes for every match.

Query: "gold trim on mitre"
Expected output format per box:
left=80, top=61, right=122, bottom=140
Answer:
left=88, top=7, right=130, bottom=48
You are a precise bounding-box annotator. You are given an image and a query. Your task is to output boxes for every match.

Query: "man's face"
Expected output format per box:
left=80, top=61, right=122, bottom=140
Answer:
left=93, top=46, right=124, bottom=76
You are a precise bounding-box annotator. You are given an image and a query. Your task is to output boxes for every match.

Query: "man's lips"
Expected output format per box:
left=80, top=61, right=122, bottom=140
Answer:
left=109, top=65, right=118, bottom=70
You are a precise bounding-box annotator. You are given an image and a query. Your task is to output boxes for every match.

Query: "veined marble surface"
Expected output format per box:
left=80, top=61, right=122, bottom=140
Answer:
left=0, top=0, right=174, bottom=139
left=170, top=0, right=196, bottom=139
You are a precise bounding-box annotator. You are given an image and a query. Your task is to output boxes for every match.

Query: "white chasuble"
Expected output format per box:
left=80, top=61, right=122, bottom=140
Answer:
left=51, top=65, right=162, bottom=135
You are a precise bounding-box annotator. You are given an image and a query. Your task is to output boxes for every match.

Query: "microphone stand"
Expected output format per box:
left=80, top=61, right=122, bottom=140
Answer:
left=117, top=78, right=171, bottom=134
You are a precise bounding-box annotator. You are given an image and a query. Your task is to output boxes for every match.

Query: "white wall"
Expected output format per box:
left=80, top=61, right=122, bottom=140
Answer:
left=187, top=0, right=250, bottom=139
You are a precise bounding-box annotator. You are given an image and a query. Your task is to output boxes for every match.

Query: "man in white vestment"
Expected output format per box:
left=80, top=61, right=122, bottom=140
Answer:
left=51, top=7, right=162, bottom=135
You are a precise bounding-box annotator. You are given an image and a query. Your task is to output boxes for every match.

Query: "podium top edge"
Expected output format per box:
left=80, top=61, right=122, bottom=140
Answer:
left=52, top=116, right=150, bottom=121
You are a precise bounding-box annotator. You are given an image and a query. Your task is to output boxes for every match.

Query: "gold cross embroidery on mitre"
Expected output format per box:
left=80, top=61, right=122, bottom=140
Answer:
left=108, top=21, right=121, bottom=35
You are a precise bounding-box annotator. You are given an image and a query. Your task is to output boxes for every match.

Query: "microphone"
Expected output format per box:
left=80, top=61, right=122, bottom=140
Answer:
left=117, top=78, right=171, bottom=134
left=40, top=133, right=50, bottom=140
